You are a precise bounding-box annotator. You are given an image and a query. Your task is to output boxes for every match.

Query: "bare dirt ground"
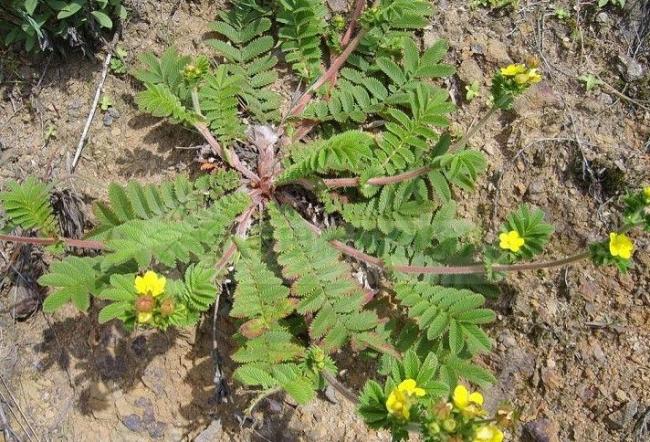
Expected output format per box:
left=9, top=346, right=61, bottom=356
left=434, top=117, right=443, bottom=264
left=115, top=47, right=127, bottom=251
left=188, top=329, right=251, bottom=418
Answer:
left=1, top=0, right=649, bottom=440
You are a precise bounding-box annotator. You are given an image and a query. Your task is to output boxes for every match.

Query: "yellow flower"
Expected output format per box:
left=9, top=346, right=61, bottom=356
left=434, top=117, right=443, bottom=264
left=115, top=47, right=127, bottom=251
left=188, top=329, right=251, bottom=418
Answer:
left=644, top=186, right=650, bottom=203
left=134, top=271, right=166, bottom=297
left=137, top=311, right=153, bottom=324
left=527, top=68, right=542, bottom=84
left=515, top=68, right=542, bottom=85
left=452, top=385, right=485, bottom=417
left=609, top=233, right=634, bottom=260
left=499, top=230, right=525, bottom=253
left=474, top=424, right=504, bottom=442
left=500, top=64, right=527, bottom=77
left=385, top=379, right=426, bottom=420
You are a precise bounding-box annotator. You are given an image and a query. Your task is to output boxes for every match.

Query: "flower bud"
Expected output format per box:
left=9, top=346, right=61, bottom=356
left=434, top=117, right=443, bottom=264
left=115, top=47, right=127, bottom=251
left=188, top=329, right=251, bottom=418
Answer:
left=442, top=418, right=457, bottom=432
left=427, top=422, right=441, bottom=434
left=135, top=295, right=155, bottom=313
left=432, top=401, right=452, bottom=420
left=160, top=298, right=175, bottom=317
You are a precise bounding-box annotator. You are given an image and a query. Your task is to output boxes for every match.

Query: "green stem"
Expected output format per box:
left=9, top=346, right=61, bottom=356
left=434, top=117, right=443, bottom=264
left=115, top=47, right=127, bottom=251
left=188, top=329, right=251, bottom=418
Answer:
left=191, top=87, right=203, bottom=118
left=244, top=387, right=282, bottom=416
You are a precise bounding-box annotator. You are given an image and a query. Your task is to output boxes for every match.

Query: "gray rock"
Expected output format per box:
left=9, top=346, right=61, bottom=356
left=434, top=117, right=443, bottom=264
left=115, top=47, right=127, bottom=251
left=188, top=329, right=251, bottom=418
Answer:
left=147, top=421, right=166, bottom=439
left=324, top=385, right=338, bottom=404
left=598, top=93, right=613, bottom=106
left=607, top=409, right=626, bottom=429
left=327, top=0, right=348, bottom=12
left=618, top=55, right=645, bottom=82
left=103, top=113, right=114, bottom=126
left=470, top=43, right=484, bottom=55
left=523, top=418, right=559, bottom=442
left=122, top=414, right=143, bottom=432
left=102, top=108, right=120, bottom=127
left=194, top=419, right=223, bottom=442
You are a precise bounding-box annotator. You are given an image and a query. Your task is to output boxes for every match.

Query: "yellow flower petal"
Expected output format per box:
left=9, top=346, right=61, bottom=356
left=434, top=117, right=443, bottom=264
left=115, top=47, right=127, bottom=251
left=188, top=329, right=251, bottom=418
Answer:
left=413, top=387, right=426, bottom=397
left=452, top=385, right=469, bottom=408
left=474, top=425, right=504, bottom=442
left=134, top=271, right=166, bottom=296
left=398, top=379, right=417, bottom=391
left=469, top=391, right=484, bottom=405
left=386, top=379, right=425, bottom=420
left=499, top=230, right=525, bottom=252
left=137, top=311, right=152, bottom=324
left=609, top=233, right=634, bottom=260
left=500, top=64, right=526, bottom=76
left=527, top=68, right=542, bottom=84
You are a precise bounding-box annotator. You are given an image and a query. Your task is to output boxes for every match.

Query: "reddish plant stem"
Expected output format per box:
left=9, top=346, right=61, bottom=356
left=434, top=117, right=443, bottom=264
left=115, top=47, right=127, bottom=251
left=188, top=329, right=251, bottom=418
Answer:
left=215, top=204, right=257, bottom=272
left=322, top=165, right=433, bottom=189
left=303, top=107, right=502, bottom=189
left=0, top=234, right=105, bottom=250
left=284, top=204, right=593, bottom=275
left=288, top=31, right=366, bottom=119
left=195, top=123, right=259, bottom=182
left=341, top=0, right=366, bottom=47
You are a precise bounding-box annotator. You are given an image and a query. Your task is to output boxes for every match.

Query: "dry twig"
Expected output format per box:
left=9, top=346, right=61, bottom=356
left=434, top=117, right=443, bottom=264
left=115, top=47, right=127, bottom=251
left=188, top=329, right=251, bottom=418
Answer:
left=70, top=31, right=120, bottom=172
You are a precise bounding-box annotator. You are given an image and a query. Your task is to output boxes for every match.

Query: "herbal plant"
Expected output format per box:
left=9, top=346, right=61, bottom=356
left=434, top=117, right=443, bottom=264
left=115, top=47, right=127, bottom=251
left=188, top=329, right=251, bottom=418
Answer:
left=110, top=46, right=128, bottom=74
left=465, top=81, right=481, bottom=102
left=578, top=73, right=603, bottom=92
left=0, top=0, right=126, bottom=53
left=1, top=1, right=648, bottom=440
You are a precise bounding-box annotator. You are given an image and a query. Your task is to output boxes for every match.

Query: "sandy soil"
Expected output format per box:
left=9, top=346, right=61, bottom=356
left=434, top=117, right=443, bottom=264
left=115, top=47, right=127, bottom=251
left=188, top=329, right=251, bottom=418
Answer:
left=1, top=0, right=649, bottom=440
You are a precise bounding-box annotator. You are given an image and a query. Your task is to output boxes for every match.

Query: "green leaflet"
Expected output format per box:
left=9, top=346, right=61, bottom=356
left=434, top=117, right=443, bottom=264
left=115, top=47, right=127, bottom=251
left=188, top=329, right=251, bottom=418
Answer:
left=279, top=130, right=374, bottom=183
left=0, top=177, right=58, bottom=235
left=276, top=0, right=326, bottom=80
left=207, top=0, right=281, bottom=121
left=39, top=257, right=101, bottom=312
left=395, top=282, right=495, bottom=356
left=268, top=203, right=383, bottom=353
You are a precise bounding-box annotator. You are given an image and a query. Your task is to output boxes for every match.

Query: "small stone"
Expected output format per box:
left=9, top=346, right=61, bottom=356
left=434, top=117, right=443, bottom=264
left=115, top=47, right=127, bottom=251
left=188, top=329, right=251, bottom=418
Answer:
left=592, top=343, right=606, bottom=363
left=147, top=421, right=166, bottom=439
left=470, top=43, right=484, bottom=55
left=326, top=0, right=347, bottom=11
left=618, top=54, right=645, bottom=81
left=607, top=409, right=626, bottom=429
left=324, top=385, right=338, bottom=404
left=540, top=367, right=562, bottom=390
left=596, top=12, right=609, bottom=23
left=623, top=400, right=639, bottom=423
left=523, top=418, right=560, bottom=442
left=614, top=389, right=628, bottom=401
left=122, top=414, right=143, bottom=433
left=598, top=93, right=613, bottom=106
left=458, top=57, right=483, bottom=85
left=103, top=113, right=113, bottom=126
left=195, top=419, right=223, bottom=442
left=485, top=38, right=511, bottom=65
left=498, top=331, right=517, bottom=348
